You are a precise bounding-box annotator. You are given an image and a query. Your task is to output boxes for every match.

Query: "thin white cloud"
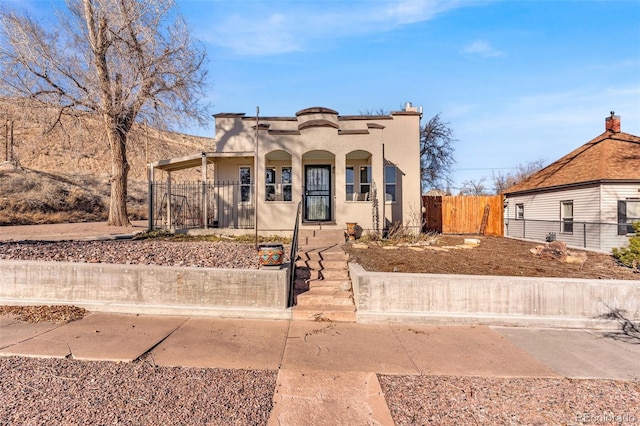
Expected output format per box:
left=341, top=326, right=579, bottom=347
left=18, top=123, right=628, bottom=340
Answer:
left=463, top=40, right=505, bottom=57
left=198, top=0, right=480, bottom=56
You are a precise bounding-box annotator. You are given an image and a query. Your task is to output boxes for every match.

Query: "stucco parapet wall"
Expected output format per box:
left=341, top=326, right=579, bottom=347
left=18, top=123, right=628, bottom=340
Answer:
left=296, top=107, right=339, bottom=116
left=349, top=263, right=640, bottom=329
left=338, top=129, right=370, bottom=135
left=213, top=113, right=246, bottom=118
left=390, top=110, right=422, bottom=116
left=243, top=116, right=297, bottom=122
left=298, top=119, right=340, bottom=131
left=339, top=115, right=392, bottom=121
left=267, top=130, right=301, bottom=136
left=0, top=260, right=290, bottom=319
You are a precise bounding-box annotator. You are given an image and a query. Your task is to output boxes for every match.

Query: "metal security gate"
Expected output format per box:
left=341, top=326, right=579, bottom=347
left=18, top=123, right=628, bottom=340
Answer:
left=304, top=165, right=331, bottom=221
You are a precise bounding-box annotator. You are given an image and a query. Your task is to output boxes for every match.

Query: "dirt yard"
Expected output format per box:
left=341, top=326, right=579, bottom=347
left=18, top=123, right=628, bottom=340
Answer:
left=343, top=235, right=638, bottom=280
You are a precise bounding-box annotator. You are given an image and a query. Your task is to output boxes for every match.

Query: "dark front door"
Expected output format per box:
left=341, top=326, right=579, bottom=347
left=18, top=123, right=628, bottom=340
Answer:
left=304, top=165, right=331, bottom=221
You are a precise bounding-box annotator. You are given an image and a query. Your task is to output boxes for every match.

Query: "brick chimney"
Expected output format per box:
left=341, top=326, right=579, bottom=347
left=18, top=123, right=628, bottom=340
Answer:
left=605, top=111, right=620, bottom=133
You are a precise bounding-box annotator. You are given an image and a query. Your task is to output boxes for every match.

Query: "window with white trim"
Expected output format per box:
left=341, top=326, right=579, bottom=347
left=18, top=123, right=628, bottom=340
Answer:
left=282, top=167, right=292, bottom=201
left=239, top=166, right=251, bottom=203
left=265, top=167, right=276, bottom=201
left=561, top=200, right=573, bottom=233
left=516, top=203, right=524, bottom=220
left=359, top=166, right=371, bottom=197
left=345, top=166, right=354, bottom=201
left=618, top=199, right=640, bottom=235
left=384, top=165, right=396, bottom=203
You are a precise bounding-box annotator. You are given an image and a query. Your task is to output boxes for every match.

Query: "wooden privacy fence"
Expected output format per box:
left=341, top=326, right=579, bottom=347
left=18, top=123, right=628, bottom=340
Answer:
left=422, top=195, right=504, bottom=236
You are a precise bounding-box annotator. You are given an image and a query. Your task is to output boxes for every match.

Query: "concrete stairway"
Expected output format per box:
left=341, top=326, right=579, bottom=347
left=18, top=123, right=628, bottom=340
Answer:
left=293, top=229, right=356, bottom=322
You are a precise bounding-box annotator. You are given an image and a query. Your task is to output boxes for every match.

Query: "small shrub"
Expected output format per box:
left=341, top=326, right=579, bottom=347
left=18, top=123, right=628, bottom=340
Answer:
left=384, top=221, right=431, bottom=244
left=133, top=229, right=174, bottom=240
left=612, top=222, right=640, bottom=271
left=134, top=230, right=291, bottom=244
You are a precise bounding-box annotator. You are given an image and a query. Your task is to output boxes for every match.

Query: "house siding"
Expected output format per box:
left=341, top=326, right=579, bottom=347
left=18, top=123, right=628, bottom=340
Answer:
left=505, top=185, right=602, bottom=249
left=505, top=182, right=640, bottom=252
left=601, top=183, right=640, bottom=251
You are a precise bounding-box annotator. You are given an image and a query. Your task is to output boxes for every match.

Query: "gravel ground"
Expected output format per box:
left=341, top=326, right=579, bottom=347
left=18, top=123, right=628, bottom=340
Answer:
left=0, top=240, right=290, bottom=269
left=0, top=357, right=277, bottom=426
left=3, top=234, right=640, bottom=424
left=378, top=375, right=640, bottom=425
left=0, top=305, right=87, bottom=323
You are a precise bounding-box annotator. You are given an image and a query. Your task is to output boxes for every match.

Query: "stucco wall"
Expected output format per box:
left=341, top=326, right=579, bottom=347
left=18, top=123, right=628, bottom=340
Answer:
left=212, top=107, right=422, bottom=232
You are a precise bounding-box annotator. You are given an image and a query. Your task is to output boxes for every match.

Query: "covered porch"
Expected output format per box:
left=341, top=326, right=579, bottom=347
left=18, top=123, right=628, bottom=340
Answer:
left=148, top=152, right=256, bottom=231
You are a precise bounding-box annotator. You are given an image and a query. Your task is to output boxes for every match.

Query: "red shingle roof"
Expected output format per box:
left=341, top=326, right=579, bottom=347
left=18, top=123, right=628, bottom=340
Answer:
left=505, top=130, right=640, bottom=194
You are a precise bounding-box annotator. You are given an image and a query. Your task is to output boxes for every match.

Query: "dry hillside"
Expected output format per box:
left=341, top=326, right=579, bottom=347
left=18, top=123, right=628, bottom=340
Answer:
left=0, top=98, right=214, bottom=225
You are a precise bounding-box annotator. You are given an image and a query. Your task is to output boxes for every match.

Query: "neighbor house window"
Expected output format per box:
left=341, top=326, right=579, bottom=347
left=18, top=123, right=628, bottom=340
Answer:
left=384, top=165, right=396, bottom=202
left=265, top=167, right=276, bottom=201
left=346, top=166, right=354, bottom=201
left=516, top=204, right=524, bottom=220
left=359, top=166, right=371, bottom=199
left=561, top=200, right=573, bottom=233
left=282, top=167, right=292, bottom=201
left=618, top=199, right=640, bottom=235
left=240, top=166, right=251, bottom=203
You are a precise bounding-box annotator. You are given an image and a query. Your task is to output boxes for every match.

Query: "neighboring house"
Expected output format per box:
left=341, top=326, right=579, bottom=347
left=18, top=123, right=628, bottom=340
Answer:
left=503, top=113, right=640, bottom=252
left=148, top=105, right=423, bottom=233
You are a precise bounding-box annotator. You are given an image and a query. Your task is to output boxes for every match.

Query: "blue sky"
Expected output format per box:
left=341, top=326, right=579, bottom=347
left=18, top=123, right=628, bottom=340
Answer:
left=11, top=0, right=640, bottom=192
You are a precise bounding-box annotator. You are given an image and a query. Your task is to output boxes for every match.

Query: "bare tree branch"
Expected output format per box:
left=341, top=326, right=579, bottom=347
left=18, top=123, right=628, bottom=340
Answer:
left=0, top=0, right=209, bottom=225
left=491, top=159, right=545, bottom=194
left=420, top=113, right=456, bottom=192
left=459, top=178, right=488, bottom=196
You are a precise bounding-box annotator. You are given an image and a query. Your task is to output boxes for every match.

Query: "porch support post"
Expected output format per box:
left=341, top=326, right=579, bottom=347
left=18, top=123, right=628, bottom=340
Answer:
left=254, top=107, right=259, bottom=247
left=372, top=151, right=384, bottom=235
left=334, top=153, right=346, bottom=222
left=166, top=171, right=172, bottom=230
left=202, top=152, right=208, bottom=229
left=294, top=153, right=304, bottom=220
left=382, top=143, right=387, bottom=233
left=148, top=165, right=154, bottom=231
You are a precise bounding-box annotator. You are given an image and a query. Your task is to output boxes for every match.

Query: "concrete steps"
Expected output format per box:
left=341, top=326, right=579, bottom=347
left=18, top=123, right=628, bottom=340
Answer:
left=298, top=229, right=346, bottom=248
left=309, top=279, right=351, bottom=290
left=292, top=304, right=356, bottom=322
left=296, top=288, right=353, bottom=306
left=292, top=228, right=355, bottom=322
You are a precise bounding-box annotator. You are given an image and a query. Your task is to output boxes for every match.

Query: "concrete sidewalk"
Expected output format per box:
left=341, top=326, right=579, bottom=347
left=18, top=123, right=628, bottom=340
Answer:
left=1, top=312, right=638, bottom=425
left=0, top=220, right=148, bottom=242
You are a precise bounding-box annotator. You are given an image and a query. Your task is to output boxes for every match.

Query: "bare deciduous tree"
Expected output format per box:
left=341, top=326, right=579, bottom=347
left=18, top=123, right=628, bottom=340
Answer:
left=359, top=108, right=389, bottom=116
left=420, top=113, right=456, bottom=192
left=492, top=159, right=545, bottom=194
left=0, top=0, right=208, bottom=225
left=459, top=177, right=488, bottom=195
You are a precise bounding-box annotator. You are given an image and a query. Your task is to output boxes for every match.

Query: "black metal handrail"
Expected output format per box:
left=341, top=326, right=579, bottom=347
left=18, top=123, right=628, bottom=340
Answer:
left=288, top=199, right=302, bottom=308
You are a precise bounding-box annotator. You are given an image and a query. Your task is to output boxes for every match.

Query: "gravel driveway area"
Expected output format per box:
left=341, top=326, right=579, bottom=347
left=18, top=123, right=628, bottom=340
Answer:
left=0, top=357, right=277, bottom=426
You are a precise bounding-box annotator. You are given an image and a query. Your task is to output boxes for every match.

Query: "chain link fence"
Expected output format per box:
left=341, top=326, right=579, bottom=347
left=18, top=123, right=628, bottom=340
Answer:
left=504, top=218, right=625, bottom=251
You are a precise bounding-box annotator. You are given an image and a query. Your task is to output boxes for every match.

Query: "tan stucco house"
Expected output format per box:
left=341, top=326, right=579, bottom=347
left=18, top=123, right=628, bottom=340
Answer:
left=148, top=104, right=423, bottom=234
left=503, top=113, right=640, bottom=252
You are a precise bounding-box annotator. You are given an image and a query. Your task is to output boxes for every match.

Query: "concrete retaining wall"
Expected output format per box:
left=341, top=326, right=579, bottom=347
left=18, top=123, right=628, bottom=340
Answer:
left=0, top=260, right=290, bottom=319
left=350, top=264, right=640, bottom=329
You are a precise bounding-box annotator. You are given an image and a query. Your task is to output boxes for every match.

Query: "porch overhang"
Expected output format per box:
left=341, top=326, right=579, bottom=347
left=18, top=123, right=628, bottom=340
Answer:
left=149, top=151, right=255, bottom=172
